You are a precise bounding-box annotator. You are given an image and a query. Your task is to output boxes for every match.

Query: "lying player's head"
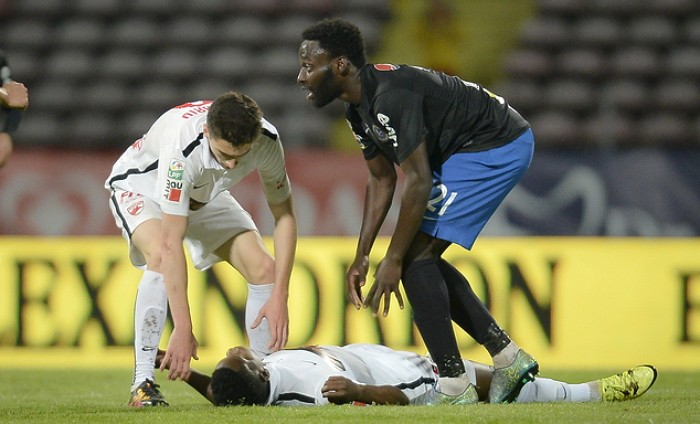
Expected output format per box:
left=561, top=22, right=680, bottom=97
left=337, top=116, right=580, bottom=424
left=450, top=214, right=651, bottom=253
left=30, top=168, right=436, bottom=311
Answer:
left=298, top=19, right=366, bottom=108
left=206, top=91, right=262, bottom=147
left=210, top=346, right=270, bottom=406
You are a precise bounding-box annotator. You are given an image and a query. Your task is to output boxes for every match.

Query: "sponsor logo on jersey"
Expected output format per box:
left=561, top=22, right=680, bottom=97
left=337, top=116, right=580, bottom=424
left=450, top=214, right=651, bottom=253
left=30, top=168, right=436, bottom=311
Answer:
left=174, top=100, right=213, bottom=119
left=164, top=179, right=183, bottom=203
left=374, top=113, right=398, bottom=147
left=168, top=159, right=185, bottom=180
left=374, top=64, right=399, bottom=71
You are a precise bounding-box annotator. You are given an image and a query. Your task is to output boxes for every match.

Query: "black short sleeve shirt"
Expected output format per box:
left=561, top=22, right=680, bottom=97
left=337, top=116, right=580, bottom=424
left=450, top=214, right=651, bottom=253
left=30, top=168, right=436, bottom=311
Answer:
left=345, top=64, right=530, bottom=168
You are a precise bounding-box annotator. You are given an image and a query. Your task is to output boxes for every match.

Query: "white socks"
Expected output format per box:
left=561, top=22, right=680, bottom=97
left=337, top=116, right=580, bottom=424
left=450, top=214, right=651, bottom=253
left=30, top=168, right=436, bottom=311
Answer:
left=245, top=283, right=274, bottom=357
left=492, top=341, right=520, bottom=369
left=516, top=377, right=595, bottom=403
left=437, top=360, right=477, bottom=395
left=132, top=270, right=167, bottom=390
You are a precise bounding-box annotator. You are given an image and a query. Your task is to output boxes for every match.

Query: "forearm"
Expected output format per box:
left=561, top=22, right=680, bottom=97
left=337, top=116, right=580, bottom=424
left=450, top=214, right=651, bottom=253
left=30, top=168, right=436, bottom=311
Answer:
left=270, top=197, right=297, bottom=297
left=385, top=175, right=431, bottom=261
left=356, top=175, right=395, bottom=257
left=353, top=384, right=410, bottom=405
left=184, top=369, right=215, bottom=404
left=161, top=244, right=192, bottom=331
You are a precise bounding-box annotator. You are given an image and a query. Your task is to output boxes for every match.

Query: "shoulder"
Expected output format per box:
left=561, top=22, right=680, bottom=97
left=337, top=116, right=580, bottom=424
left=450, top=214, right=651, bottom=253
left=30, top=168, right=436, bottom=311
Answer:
left=259, top=118, right=279, bottom=142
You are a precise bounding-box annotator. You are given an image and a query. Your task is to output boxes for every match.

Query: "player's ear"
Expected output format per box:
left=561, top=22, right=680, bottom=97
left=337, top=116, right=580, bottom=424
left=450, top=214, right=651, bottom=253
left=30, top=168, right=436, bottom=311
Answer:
left=260, top=368, right=270, bottom=382
left=337, top=56, right=351, bottom=76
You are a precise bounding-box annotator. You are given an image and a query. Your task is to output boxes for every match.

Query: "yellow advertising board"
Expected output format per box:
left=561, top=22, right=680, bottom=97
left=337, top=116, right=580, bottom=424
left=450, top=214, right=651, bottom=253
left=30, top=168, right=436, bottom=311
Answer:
left=0, top=237, right=698, bottom=370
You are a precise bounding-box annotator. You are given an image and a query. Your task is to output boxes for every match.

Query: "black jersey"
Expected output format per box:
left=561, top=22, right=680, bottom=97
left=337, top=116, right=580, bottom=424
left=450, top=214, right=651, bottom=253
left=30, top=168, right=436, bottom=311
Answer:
left=345, top=64, right=530, bottom=168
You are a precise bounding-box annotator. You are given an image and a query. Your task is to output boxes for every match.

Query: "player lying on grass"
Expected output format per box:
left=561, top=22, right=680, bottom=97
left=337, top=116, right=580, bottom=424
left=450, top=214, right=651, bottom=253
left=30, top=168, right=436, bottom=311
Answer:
left=155, top=344, right=657, bottom=406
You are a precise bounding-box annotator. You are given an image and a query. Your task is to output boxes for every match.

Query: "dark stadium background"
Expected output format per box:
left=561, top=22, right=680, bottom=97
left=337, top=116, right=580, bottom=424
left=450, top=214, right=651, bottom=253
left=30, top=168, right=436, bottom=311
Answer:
left=1, top=0, right=699, bottom=237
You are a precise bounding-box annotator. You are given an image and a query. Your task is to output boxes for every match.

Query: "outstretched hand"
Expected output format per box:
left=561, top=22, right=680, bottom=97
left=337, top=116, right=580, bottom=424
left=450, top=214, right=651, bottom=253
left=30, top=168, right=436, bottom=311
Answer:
left=158, top=328, right=199, bottom=381
left=346, top=255, right=370, bottom=309
left=363, top=256, right=404, bottom=317
left=250, top=292, right=289, bottom=352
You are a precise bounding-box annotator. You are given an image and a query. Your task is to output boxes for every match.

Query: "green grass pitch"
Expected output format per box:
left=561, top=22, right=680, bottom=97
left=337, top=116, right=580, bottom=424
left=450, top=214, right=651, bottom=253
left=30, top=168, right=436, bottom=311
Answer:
left=1, top=368, right=699, bottom=423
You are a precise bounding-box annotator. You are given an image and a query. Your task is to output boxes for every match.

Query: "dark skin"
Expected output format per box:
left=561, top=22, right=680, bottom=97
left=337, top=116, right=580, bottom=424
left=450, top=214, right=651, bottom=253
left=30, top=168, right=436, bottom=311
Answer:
left=298, top=40, right=447, bottom=317
left=157, top=346, right=495, bottom=405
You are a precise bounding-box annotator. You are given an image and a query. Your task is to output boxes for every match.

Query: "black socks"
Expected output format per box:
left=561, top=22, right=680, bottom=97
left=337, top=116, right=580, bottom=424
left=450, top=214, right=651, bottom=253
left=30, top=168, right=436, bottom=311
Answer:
left=402, top=258, right=465, bottom=377
left=437, top=259, right=511, bottom=356
left=402, top=257, right=513, bottom=376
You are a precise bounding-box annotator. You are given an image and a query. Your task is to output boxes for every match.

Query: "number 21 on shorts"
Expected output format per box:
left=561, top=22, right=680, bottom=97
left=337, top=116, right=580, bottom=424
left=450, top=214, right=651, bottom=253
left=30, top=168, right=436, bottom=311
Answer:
left=426, top=183, right=457, bottom=216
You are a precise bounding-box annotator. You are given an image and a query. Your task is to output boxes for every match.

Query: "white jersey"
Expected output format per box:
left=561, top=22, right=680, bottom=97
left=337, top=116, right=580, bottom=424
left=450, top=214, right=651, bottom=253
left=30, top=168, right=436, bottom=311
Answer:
left=263, top=344, right=437, bottom=406
left=105, top=100, right=291, bottom=216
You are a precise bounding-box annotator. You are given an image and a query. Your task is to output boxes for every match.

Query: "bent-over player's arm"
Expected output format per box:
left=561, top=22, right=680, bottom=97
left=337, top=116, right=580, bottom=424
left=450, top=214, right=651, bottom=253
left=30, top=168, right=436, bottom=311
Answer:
left=356, top=152, right=397, bottom=258
left=158, top=212, right=199, bottom=380
left=263, top=195, right=297, bottom=350
left=385, top=140, right=432, bottom=263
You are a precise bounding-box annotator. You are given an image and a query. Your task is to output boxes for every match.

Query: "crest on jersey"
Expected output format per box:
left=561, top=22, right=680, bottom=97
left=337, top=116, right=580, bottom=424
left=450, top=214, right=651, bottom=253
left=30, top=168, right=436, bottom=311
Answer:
left=374, top=64, right=399, bottom=71
left=127, top=200, right=144, bottom=216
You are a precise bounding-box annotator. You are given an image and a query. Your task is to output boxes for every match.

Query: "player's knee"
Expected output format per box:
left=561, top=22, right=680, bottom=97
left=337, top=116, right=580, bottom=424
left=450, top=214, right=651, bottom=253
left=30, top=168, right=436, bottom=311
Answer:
left=251, top=256, right=275, bottom=283
left=142, top=247, right=163, bottom=271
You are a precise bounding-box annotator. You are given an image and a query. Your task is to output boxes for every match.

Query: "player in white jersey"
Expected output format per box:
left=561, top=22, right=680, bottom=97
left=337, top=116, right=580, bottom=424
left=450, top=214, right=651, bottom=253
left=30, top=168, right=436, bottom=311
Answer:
left=105, top=92, right=297, bottom=407
left=155, top=343, right=657, bottom=406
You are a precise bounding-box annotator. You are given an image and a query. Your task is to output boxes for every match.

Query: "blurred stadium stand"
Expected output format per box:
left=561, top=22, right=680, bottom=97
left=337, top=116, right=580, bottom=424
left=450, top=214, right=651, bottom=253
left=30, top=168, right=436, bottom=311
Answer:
left=496, top=0, right=700, bottom=148
left=2, top=0, right=699, bottom=150
left=0, top=0, right=390, bottom=150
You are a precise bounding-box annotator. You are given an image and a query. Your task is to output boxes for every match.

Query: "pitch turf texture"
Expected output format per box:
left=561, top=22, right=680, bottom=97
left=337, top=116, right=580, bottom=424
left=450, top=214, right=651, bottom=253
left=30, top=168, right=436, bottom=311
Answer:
left=2, top=368, right=698, bottom=423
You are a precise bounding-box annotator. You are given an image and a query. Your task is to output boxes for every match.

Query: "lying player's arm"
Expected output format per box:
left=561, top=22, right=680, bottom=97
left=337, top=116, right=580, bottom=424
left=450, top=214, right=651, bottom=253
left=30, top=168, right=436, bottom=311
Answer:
left=156, top=349, right=215, bottom=404
left=321, top=375, right=409, bottom=405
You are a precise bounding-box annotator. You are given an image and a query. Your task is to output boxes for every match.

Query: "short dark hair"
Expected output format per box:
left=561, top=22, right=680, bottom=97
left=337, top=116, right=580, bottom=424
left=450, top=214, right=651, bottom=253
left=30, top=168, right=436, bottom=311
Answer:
left=302, top=18, right=367, bottom=68
left=207, top=91, right=262, bottom=146
left=210, top=367, right=269, bottom=406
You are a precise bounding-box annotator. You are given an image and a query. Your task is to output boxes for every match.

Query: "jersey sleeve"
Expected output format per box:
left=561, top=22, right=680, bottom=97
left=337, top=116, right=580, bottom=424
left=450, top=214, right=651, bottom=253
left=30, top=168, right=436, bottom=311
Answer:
left=373, top=89, right=426, bottom=164
left=254, top=133, right=292, bottom=205
left=157, top=142, right=198, bottom=216
left=345, top=106, right=380, bottom=161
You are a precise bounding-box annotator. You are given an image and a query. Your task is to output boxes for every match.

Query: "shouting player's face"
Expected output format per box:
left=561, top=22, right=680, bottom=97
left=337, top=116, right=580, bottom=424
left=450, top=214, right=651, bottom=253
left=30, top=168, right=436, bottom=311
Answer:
left=297, top=40, right=342, bottom=108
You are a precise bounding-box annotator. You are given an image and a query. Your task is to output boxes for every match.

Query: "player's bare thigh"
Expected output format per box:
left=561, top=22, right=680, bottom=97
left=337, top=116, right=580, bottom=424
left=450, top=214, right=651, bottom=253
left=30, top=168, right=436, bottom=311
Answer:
left=214, top=230, right=275, bottom=284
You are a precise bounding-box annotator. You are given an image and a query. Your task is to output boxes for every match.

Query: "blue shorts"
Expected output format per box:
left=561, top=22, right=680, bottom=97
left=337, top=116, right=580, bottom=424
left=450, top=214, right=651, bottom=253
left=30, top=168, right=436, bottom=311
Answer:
left=419, top=129, right=535, bottom=250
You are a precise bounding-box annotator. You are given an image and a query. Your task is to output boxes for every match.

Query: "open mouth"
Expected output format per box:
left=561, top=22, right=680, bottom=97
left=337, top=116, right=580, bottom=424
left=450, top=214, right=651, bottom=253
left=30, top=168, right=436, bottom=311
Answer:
left=300, top=86, right=314, bottom=100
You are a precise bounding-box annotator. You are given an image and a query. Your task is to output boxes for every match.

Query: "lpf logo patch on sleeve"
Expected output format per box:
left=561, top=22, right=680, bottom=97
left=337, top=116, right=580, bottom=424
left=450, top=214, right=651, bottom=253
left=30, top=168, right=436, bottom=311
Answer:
left=168, top=159, right=185, bottom=180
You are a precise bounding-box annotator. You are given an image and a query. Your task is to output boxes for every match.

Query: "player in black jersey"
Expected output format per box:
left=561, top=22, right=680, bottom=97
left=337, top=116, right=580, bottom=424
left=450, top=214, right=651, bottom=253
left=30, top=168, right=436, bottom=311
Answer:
left=0, top=49, right=29, bottom=167
left=297, top=18, right=537, bottom=404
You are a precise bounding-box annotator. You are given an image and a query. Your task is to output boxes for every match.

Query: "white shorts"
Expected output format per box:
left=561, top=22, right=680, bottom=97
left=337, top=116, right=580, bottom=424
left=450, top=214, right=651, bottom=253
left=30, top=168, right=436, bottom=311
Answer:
left=108, top=189, right=257, bottom=270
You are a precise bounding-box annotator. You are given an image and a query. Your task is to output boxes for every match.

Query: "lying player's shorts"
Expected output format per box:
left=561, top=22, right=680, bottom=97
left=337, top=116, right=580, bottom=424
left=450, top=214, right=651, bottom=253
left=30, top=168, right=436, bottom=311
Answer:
left=420, top=128, right=535, bottom=250
left=108, top=189, right=257, bottom=270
